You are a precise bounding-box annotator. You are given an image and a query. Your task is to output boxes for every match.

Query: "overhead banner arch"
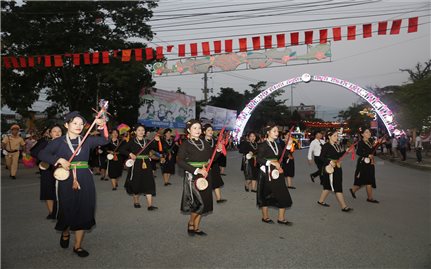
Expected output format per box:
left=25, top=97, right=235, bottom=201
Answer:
left=233, top=73, right=398, bottom=141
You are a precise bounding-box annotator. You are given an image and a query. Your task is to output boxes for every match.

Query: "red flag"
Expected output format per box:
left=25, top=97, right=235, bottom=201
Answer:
left=408, top=17, right=418, bottom=33
left=252, top=36, right=260, bottom=50
left=92, top=52, right=100, bottom=64
left=167, top=45, right=174, bottom=52
left=102, top=51, right=109, bottom=64
left=158, top=140, right=163, bottom=152
left=277, top=34, right=286, bottom=47
left=305, top=31, right=313, bottom=44
left=264, top=35, right=272, bottom=49
left=19, top=57, right=27, bottom=68
left=37, top=56, right=42, bottom=64
left=390, top=19, right=402, bottom=35
left=2, top=57, right=11, bottom=68
left=28, top=56, right=35, bottom=67
left=73, top=54, right=80, bottom=66
left=122, top=49, right=132, bottom=62
left=214, top=40, right=222, bottom=53
left=44, top=55, right=52, bottom=67
left=239, top=38, right=247, bottom=52
left=54, top=55, right=63, bottom=67
left=190, top=43, right=198, bottom=56
left=178, top=44, right=185, bottom=57
left=290, top=32, right=298, bottom=45
left=363, top=24, right=372, bottom=38
left=156, top=46, right=163, bottom=59
left=146, top=47, right=153, bottom=60
left=134, top=48, right=143, bottom=61
left=319, top=29, right=328, bottom=44
left=225, top=39, right=233, bottom=53
left=83, top=53, right=90, bottom=64
left=332, top=27, right=342, bottom=41
left=378, top=21, right=387, bottom=35
left=202, top=42, right=210, bottom=56
left=113, top=49, right=118, bottom=58
left=347, top=25, right=356, bottom=40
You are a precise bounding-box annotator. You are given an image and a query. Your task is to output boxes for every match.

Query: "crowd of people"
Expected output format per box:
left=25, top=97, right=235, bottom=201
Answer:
left=0, top=113, right=427, bottom=258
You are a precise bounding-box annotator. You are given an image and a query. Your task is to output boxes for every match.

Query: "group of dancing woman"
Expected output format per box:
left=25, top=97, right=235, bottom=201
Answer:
left=33, top=110, right=380, bottom=258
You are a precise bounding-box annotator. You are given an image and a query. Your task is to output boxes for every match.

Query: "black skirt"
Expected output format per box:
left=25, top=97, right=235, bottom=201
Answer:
left=243, top=157, right=259, bottom=180
left=282, top=158, right=295, bottom=177
left=257, top=165, right=292, bottom=208
left=181, top=172, right=213, bottom=215
left=211, top=164, right=224, bottom=189
left=161, top=155, right=176, bottom=174
left=107, top=157, right=124, bottom=179
left=321, top=167, right=343, bottom=193
left=218, top=154, right=227, bottom=167
left=354, top=158, right=376, bottom=188
left=40, top=168, right=56, bottom=200
left=124, top=159, right=156, bottom=196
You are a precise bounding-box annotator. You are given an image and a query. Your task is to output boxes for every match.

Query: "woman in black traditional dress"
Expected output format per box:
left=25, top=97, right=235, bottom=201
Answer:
left=38, top=111, right=108, bottom=257
left=317, top=130, right=353, bottom=212
left=349, top=128, right=379, bottom=203
left=256, top=123, right=293, bottom=225
left=160, top=128, right=178, bottom=186
left=218, top=146, right=227, bottom=176
left=89, top=131, right=107, bottom=180
left=105, top=129, right=126, bottom=191
left=203, top=124, right=226, bottom=203
left=31, top=125, right=63, bottom=219
left=280, top=131, right=296, bottom=189
left=177, top=119, right=222, bottom=236
left=120, top=124, right=160, bottom=210
left=239, top=131, right=259, bottom=192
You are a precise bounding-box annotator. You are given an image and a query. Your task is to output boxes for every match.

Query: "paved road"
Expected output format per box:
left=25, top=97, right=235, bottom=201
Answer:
left=1, top=149, right=430, bottom=268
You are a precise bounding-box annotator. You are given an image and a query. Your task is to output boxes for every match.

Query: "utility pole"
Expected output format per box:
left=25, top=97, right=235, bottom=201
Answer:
left=203, top=73, right=208, bottom=104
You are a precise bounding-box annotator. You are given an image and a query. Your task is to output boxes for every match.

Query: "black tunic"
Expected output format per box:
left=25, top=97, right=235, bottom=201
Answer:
left=256, top=140, right=292, bottom=208
left=319, top=142, right=346, bottom=193
left=105, top=139, right=125, bottom=179
left=38, top=134, right=108, bottom=231
left=161, top=138, right=178, bottom=175
left=120, top=138, right=158, bottom=195
left=89, top=145, right=107, bottom=169
left=354, top=140, right=376, bottom=188
left=279, top=140, right=295, bottom=178
left=205, top=138, right=224, bottom=189
left=177, top=138, right=216, bottom=214
left=239, top=141, right=259, bottom=180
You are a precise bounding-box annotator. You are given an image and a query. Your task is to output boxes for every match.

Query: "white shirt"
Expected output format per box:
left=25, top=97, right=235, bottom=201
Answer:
left=308, top=139, right=325, bottom=160
left=415, top=136, right=422, bottom=148
left=392, top=138, right=398, bottom=148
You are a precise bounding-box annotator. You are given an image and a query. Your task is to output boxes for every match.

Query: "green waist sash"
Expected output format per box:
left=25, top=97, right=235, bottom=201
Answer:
left=188, top=161, right=208, bottom=168
left=70, top=161, right=89, bottom=169
left=136, top=155, right=149, bottom=160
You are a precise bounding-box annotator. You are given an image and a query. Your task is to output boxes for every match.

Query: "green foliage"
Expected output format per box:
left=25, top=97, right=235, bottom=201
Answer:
left=1, top=1, right=157, bottom=126
left=337, top=103, right=371, bottom=133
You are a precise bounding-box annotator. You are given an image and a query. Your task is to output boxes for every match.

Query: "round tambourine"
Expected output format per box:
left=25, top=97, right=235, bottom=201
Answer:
left=271, top=169, right=280, bottom=180
left=325, top=164, right=334, bottom=174
left=39, top=161, right=50, bottom=170
left=245, top=152, right=253, bottom=160
left=107, top=153, right=114, bottom=160
left=53, top=166, right=70, bottom=181
left=195, top=177, right=208, bottom=191
left=364, top=157, right=371, bottom=164
left=2, top=150, right=8, bottom=156
left=125, top=159, right=135, bottom=167
left=98, top=149, right=103, bottom=154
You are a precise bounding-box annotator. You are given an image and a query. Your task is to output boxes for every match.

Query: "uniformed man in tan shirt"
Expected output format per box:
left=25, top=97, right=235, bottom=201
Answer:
left=2, top=124, right=26, bottom=179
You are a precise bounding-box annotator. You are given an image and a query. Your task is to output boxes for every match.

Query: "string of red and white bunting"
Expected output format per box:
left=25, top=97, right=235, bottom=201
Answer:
left=1, top=17, right=419, bottom=70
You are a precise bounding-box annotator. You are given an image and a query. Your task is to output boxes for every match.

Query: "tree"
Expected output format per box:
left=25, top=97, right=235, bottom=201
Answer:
left=1, top=1, right=158, bottom=126
left=337, top=103, right=371, bottom=133
left=208, top=87, right=244, bottom=111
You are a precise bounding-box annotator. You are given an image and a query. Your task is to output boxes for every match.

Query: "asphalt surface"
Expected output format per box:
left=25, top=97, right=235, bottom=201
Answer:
left=1, top=149, right=430, bottom=268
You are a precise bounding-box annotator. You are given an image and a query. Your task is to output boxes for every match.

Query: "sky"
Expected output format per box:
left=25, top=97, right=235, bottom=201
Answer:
left=147, top=0, right=431, bottom=120
left=3, top=0, right=430, bottom=122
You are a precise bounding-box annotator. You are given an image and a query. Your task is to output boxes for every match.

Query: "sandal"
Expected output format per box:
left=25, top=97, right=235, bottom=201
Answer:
left=341, top=207, right=353, bottom=212
left=349, top=188, right=357, bottom=199
left=187, top=224, right=195, bottom=236
left=193, top=229, right=207, bottom=236
left=261, top=218, right=274, bottom=224
left=73, top=247, right=89, bottom=257
left=277, top=219, right=293, bottom=226
left=317, top=201, right=330, bottom=207
left=367, top=198, right=379, bottom=203
left=60, top=232, right=70, bottom=248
